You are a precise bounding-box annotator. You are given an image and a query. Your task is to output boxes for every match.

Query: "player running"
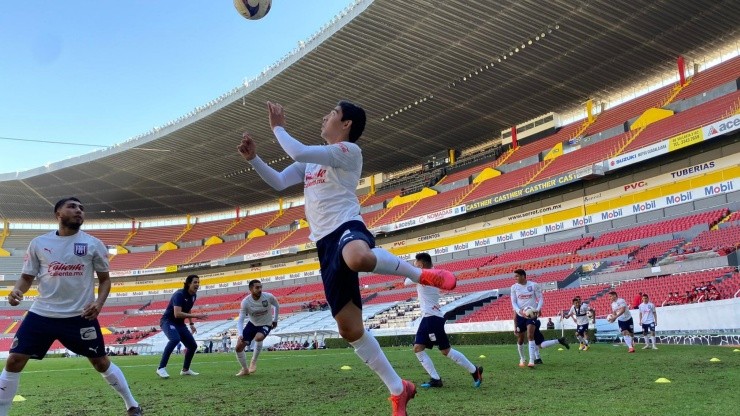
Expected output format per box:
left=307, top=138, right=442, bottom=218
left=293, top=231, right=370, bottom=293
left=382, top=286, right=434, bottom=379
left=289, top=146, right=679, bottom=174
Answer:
left=563, top=297, right=591, bottom=351
left=235, top=279, right=280, bottom=376
left=607, top=291, right=635, bottom=353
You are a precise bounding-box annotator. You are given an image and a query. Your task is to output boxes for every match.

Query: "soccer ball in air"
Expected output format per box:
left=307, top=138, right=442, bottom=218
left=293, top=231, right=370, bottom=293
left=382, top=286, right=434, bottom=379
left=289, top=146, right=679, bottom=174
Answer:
left=234, top=0, right=272, bottom=20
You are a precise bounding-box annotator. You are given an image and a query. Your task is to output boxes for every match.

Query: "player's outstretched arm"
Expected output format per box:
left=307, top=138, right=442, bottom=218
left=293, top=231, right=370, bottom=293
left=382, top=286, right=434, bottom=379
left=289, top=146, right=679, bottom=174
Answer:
left=238, top=132, right=304, bottom=191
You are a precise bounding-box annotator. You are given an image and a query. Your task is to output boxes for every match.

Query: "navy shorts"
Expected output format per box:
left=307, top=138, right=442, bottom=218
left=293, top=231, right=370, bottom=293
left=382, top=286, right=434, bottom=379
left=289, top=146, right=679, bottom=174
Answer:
left=414, top=316, right=450, bottom=350
left=618, top=318, right=634, bottom=333
left=534, top=324, right=545, bottom=346
left=576, top=324, right=589, bottom=336
left=242, top=321, right=272, bottom=343
left=10, top=311, right=106, bottom=359
left=316, top=220, right=375, bottom=316
left=642, top=323, right=656, bottom=333
left=515, top=315, right=538, bottom=334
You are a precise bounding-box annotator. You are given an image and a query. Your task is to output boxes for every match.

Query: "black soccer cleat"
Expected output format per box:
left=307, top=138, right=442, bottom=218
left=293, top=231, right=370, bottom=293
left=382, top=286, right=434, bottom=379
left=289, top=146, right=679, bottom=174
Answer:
left=420, top=378, right=443, bottom=388
left=558, top=337, right=570, bottom=349
left=534, top=358, right=543, bottom=365
left=471, top=366, right=484, bottom=388
left=126, top=406, right=143, bottom=416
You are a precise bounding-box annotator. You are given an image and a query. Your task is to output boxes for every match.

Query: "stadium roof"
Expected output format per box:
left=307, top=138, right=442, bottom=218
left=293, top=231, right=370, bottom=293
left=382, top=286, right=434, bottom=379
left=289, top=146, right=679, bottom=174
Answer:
left=2, top=0, right=738, bottom=221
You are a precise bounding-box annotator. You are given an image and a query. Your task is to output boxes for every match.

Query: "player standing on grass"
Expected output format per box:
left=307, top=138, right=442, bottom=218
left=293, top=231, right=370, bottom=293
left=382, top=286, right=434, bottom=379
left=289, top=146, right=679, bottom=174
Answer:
left=405, top=253, right=482, bottom=389
left=234, top=279, right=279, bottom=376
left=563, top=297, right=591, bottom=351
left=0, top=197, right=142, bottom=416
left=638, top=293, right=658, bottom=350
left=237, top=100, right=456, bottom=416
left=607, top=291, right=635, bottom=353
left=156, top=274, right=208, bottom=378
left=510, top=269, right=543, bottom=367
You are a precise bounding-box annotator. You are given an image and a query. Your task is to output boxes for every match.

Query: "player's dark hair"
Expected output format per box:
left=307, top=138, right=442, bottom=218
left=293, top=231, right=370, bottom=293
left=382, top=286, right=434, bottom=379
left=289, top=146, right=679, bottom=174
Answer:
left=183, top=274, right=199, bottom=290
left=572, top=297, right=580, bottom=302
left=415, top=252, right=433, bottom=268
left=249, top=279, right=261, bottom=289
left=338, top=100, right=366, bottom=143
left=514, top=268, right=526, bottom=277
left=608, top=291, right=618, bottom=297
left=54, top=197, right=81, bottom=213
left=642, top=293, right=649, bottom=298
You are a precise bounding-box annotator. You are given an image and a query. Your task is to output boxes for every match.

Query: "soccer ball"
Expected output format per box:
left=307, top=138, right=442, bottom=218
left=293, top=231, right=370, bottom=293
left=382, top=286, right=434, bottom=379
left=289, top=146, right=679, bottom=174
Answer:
left=607, top=313, right=615, bottom=322
left=234, top=0, right=272, bottom=20
left=523, top=306, right=537, bottom=318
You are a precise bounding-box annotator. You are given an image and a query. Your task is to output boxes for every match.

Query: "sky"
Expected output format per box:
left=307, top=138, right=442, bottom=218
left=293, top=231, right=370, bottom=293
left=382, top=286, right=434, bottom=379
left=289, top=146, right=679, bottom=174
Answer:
left=0, top=0, right=355, bottom=174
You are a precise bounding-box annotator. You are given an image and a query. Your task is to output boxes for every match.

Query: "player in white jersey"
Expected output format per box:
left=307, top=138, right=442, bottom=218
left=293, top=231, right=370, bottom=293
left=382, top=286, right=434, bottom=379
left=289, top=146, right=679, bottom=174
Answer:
left=510, top=269, right=544, bottom=367
left=238, top=101, right=457, bottom=416
left=607, top=291, right=635, bottom=353
left=638, top=293, right=658, bottom=350
left=405, top=253, right=482, bottom=388
left=0, top=197, right=142, bottom=416
left=235, top=279, right=280, bottom=376
left=563, top=297, right=591, bottom=351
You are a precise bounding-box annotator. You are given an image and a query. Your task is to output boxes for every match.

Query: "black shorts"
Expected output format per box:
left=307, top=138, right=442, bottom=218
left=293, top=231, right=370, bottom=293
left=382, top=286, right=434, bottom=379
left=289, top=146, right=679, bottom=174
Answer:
left=10, top=311, right=106, bottom=359
left=642, top=323, right=656, bottom=333
left=576, top=324, right=589, bottom=336
left=515, top=315, right=538, bottom=334
left=316, top=221, right=375, bottom=317
left=242, top=321, right=272, bottom=343
left=414, top=316, right=450, bottom=350
left=618, top=318, right=634, bottom=333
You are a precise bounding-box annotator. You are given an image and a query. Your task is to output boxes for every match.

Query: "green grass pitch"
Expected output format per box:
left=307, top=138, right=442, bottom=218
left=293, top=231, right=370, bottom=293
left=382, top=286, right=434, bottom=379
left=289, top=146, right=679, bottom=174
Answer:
left=5, top=344, right=738, bottom=415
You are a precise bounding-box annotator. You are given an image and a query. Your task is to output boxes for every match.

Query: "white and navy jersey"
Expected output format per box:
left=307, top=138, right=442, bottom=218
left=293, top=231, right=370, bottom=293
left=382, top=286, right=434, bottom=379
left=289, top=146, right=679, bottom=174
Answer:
left=301, top=141, right=364, bottom=241
left=510, top=281, right=543, bottom=314
left=252, top=127, right=364, bottom=241
left=639, top=302, right=656, bottom=324
left=405, top=278, right=443, bottom=318
left=21, top=231, right=109, bottom=318
left=237, top=292, right=280, bottom=330
left=568, top=303, right=590, bottom=325
left=611, top=298, right=632, bottom=321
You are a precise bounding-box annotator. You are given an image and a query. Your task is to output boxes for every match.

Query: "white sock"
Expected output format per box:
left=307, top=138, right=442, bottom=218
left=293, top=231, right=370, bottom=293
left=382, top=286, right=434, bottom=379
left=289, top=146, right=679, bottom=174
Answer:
left=0, top=370, right=20, bottom=414
left=446, top=348, right=476, bottom=373
left=415, top=351, right=440, bottom=379
left=583, top=338, right=589, bottom=346
left=528, top=341, right=536, bottom=363
left=371, top=248, right=421, bottom=281
left=651, top=336, right=656, bottom=346
left=350, top=331, right=404, bottom=395
left=101, top=363, right=139, bottom=410
left=577, top=335, right=584, bottom=344
left=251, top=341, right=263, bottom=364
left=534, top=346, right=541, bottom=359
left=541, top=340, right=559, bottom=349
left=624, top=335, right=633, bottom=348
left=517, top=343, right=525, bottom=361
left=236, top=351, right=248, bottom=368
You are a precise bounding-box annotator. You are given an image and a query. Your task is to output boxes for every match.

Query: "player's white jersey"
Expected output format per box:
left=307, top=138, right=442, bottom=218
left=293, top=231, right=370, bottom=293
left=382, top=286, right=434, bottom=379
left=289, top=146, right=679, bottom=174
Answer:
left=611, top=298, right=632, bottom=321
left=405, top=278, right=443, bottom=318
left=21, top=231, right=109, bottom=318
left=510, top=281, right=543, bottom=313
left=568, top=303, right=590, bottom=325
left=639, top=302, right=656, bottom=324
left=238, top=292, right=280, bottom=329
left=298, top=137, right=364, bottom=241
